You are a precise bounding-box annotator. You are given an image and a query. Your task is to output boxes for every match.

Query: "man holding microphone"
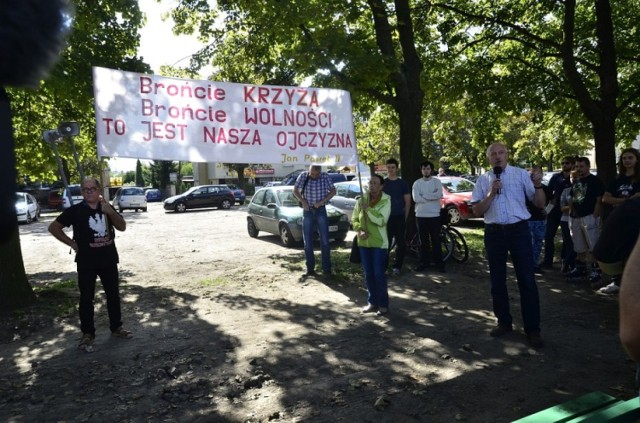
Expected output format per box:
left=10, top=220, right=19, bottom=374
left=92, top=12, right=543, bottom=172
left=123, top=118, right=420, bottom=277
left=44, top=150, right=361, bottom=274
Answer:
left=471, top=143, right=546, bottom=348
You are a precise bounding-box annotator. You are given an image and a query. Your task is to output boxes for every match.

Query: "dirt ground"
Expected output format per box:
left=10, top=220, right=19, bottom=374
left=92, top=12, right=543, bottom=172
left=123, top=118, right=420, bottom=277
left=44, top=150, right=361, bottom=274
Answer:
left=1, top=202, right=637, bottom=422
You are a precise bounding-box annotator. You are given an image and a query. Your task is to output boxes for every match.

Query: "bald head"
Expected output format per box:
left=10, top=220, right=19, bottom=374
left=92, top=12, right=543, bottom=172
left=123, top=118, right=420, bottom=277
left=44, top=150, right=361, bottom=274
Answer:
left=487, top=143, right=509, bottom=169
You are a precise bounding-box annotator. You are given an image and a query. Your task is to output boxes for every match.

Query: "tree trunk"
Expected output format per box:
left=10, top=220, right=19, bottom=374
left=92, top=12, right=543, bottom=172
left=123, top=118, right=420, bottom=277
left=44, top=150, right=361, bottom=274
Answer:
left=0, top=225, right=36, bottom=309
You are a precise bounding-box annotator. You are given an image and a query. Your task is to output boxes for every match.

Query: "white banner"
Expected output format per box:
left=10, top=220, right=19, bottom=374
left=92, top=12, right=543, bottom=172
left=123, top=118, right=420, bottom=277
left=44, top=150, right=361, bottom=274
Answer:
left=92, top=67, right=357, bottom=166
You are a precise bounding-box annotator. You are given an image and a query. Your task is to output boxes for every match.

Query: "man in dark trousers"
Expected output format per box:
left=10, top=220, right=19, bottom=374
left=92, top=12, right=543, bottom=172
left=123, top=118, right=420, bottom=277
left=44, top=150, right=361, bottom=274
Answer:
left=471, top=143, right=546, bottom=348
left=542, top=156, right=575, bottom=271
left=383, top=158, right=411, bottom=275
left=49, top=177, right=132, bottom=351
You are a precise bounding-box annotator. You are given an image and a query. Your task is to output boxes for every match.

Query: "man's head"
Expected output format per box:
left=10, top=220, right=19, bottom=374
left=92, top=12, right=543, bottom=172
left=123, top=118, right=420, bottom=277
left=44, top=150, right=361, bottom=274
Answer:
left=575, top=157, right=590, bottom=178
left=308, top=165, right=322, bottom=179
left=81, top=177, right=101, bottom=200
left=486, top=143, right=509, bottom=169
left=386, top=158, right=399, bottom=177
left=561, top=156, right=575, bottom=172
left=420, top=160, right=434, bottom=177
left=438, top=168, right=446, bottom=176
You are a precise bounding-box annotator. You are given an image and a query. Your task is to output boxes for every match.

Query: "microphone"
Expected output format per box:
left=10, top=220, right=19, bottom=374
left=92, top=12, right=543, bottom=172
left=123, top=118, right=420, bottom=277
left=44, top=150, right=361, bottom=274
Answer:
left=493, top=166, right=503, bottom=195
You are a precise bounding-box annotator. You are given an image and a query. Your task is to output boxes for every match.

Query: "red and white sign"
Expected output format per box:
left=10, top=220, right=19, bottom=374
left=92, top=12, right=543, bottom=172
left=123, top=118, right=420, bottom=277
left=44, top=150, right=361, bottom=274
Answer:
left=92, top=67, right=357, bottom=166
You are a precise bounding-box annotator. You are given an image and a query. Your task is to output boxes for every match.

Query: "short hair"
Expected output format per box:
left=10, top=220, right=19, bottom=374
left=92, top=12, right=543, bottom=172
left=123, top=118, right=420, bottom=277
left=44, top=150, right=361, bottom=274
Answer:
left=420, top=160, right=434, bottom=170
left=309, top=164, right=322, bottom=172
left=386, top=158, right=399, bottom=167
left=576, top=157, right=590, bottom=167
left=562, top=156, right=576, bottom=165
left=82, top=177, right=101, bottom=188
left=371, top=174, right=384, bottom=185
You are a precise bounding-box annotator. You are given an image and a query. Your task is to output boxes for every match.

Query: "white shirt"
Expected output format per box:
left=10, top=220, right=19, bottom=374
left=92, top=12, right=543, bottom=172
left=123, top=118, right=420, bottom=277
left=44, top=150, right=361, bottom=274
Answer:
left=412, top=177, right=443, bottom=218
left=471, top=165, right=535, bottom=224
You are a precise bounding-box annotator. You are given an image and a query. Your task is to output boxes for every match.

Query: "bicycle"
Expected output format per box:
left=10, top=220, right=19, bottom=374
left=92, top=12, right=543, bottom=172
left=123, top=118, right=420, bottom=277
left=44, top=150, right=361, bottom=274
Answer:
left=398, top=221, right=469, bottom=263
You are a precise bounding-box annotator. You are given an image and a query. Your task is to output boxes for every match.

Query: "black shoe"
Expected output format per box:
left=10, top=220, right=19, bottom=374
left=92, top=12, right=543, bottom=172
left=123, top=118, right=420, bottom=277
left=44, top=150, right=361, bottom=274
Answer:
left=376, top=307, right=389, bottom=316
left=414, top=264, right=430, bottom=272
left=527, top=332, right=544, bottom=348
left=490, top=325, right=513, bottom=337
left=540, top=262, right=553, bottom=269
left=533, top=266, right=544, bottom=274
left=566, top=267, right=586, bottom=279
left=560, top=262, right=570, bottom=274
left=302, top=270, right=317, bottom=277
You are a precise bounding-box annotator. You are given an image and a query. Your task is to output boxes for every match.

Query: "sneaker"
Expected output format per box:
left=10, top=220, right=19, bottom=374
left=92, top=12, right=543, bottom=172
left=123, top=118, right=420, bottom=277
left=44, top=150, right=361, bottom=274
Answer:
left=111, top=326, right=133, bottom=339
left=391, top=268, right=401, bottom=276
left=78, top=333, right=94, bottom=352
left=566, top=267, right=585, bottom=279
left=362, top=304, right=378, bottom=313
left=598, top=282, right=620, bottom=295
left=560, top=262, right=570, bottom=274
left=302, top=270, right=317, bottom=277
left=489, top=325, right=513, bottom=337
left=376, top=307, right=389, bottom=316
left=588, top=270, right=602, bottom=284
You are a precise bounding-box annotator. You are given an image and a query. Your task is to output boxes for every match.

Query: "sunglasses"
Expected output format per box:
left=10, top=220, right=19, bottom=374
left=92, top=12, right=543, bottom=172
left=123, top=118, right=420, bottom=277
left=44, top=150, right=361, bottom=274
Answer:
left=82, top=187, right=98, bottom=193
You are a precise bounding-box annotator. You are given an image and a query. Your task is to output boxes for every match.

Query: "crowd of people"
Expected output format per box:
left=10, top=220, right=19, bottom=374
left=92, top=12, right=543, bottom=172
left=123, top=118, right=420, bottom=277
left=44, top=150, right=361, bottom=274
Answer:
left=541, top=148, right=640, bottom=297
left=51, top=148, right=639, bottom=354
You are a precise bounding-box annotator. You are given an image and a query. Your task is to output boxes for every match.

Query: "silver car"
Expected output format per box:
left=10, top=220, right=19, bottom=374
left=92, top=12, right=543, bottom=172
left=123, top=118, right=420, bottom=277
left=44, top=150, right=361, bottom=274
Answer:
left=112, top=187, right=148, bottom=212
left=328, top=180, right=369, bottom=222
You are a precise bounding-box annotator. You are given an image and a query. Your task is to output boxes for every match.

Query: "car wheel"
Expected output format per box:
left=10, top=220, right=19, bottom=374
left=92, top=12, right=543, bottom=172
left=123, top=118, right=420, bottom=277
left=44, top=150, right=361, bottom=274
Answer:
left=119, top=205, right=125, bottom=213
left=26, top=212, right=32, bottom=224
left=279, top=224, right=295, bottom=247
left=247, top=218, right=259, bottom=238
left=334, top=233, right=347, bottom=242
left=175, top=202, right=187, bottom=212
left=446, top=206, right=462, bottom=225
left=142, top=207, right=148, bottom=212
left=219, top=199, right=232, bottom=209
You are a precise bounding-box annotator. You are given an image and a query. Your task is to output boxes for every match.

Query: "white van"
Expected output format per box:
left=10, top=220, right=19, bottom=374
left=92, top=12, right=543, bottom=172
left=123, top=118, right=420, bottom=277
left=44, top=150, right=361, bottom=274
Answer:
left=61, top=185, right=84, bottom=209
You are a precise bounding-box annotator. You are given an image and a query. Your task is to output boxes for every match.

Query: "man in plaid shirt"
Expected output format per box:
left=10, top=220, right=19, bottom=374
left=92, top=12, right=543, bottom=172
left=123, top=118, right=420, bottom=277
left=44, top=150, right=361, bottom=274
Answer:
left=293, top=165, right=336, bottom=277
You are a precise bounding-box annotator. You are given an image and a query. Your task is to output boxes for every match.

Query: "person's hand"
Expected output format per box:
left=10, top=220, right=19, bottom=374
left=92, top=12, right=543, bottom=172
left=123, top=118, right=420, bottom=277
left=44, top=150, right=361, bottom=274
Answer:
left=490, top=179, right=502, bottom=195
left=531, top=172, right=542, bottom=187
left=358, top=230, right=368, bottom=240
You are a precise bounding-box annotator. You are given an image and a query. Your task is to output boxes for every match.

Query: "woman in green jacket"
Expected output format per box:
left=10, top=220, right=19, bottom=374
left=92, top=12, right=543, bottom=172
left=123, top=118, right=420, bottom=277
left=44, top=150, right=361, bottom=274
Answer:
left=352, top=174, right=392, bottom=315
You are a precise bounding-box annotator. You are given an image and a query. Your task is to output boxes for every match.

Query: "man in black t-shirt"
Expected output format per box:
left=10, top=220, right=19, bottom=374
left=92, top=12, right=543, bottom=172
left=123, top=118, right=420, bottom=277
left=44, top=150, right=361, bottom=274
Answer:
left=567, top=157, right=605, bottom=283
left=542, top=156, right=575, bottom=270
left=49, top=178, right=132, bottom=351
left=383, top=158, right=411, bottom=275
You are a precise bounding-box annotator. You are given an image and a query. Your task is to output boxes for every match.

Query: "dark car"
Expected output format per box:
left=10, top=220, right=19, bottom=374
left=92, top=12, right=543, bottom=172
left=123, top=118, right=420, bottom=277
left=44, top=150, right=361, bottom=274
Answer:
left=145, top=188, right=162, bottom=202
left=281, top=169, right=348, bottom=185
left=247, top=186, right=350, bottom=247
left=163, top=185, right=235, bottom=212
left=225, top=184, right=246, bottom=204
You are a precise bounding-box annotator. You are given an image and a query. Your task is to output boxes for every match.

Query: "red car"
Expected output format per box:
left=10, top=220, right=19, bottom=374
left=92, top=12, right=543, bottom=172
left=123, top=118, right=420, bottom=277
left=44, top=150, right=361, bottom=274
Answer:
left=437, top=176, right=475, bottom=225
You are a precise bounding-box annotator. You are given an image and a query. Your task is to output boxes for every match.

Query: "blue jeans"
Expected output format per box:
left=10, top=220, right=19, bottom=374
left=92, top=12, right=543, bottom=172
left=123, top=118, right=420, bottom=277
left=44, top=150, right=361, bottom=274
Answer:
left=484, top=221, right=541, bottom=334
left=302, top=207, right=331, bottom=272
left=528, top=220, right=546, bottom=267
left=360, top=247, right=389, bottom=308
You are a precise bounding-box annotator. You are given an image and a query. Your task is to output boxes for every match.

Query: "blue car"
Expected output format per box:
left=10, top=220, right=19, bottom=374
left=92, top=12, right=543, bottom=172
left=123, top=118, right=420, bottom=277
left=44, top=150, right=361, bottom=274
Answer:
left=225, top=184, right=246, bottom=204
left=145, top=188, right=162, bottom=202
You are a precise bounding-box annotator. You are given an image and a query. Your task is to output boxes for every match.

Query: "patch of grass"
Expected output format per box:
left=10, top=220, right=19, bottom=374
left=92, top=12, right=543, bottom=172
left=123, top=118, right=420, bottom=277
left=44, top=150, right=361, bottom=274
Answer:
left=199, top=277, right=228, bottom=287
left=32, top=279, right=76, bottom=294
left=461, top=227, right=485, bottom=259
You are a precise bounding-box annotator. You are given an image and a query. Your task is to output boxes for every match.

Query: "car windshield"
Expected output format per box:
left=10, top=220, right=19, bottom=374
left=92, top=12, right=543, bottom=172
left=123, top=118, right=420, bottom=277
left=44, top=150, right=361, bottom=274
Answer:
left=15, top=194, right=26, bottom=204
left=442, top=178, right=475, bottom=193
left=277, top=189, right=299, bottom=207
left=123, top=188, right=145, bottom=195
left=69, top=186, right=82, bottom=196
